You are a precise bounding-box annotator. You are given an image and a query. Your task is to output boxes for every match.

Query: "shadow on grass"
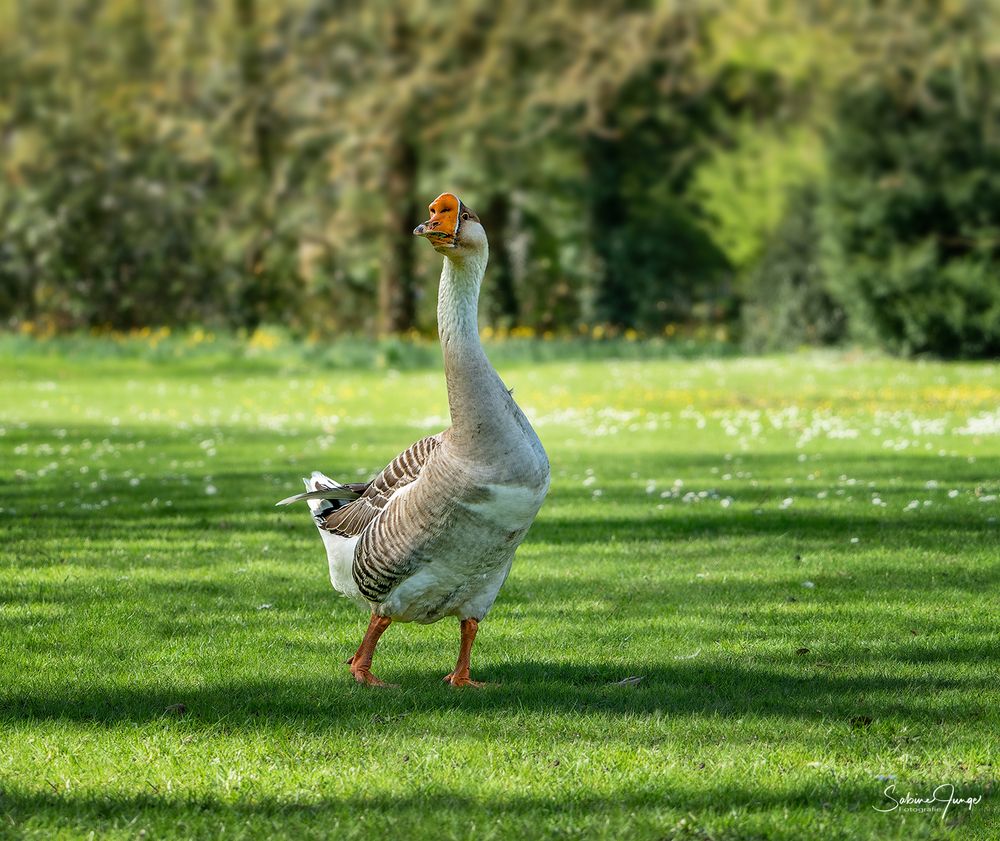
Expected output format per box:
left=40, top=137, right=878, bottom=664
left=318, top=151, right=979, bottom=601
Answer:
left=1, top=651, right=993, bottom=731
left=3, top=780, right=977, bottom=836
left=11, top=785, right=979, bottom=841
left=0, top=455, right=1000, bottom=551
left=4, top=421, right=999, bottom=739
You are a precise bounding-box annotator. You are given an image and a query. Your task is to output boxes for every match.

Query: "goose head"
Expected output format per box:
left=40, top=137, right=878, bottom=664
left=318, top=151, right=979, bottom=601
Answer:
left=413, top=193, right=486, bottom=258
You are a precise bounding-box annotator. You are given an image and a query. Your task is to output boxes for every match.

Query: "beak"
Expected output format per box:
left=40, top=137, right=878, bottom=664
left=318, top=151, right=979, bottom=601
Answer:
left=413, top=195, right=461, bottom=248
left=413, top=220, right=456, bottom=247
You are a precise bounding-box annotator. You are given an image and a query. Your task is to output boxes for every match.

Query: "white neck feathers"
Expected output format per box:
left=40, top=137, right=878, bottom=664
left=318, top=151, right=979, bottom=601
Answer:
left=437, top=251, right=488, bottom=349
left=436, top=248, right=510, bottom=453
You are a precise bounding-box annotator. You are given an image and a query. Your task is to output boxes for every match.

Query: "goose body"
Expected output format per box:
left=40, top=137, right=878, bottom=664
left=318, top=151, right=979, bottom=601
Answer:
left=277, top=193, right=549, bottom=685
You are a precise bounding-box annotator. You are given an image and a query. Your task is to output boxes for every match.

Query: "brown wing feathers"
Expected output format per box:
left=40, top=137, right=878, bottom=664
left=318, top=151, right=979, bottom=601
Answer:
left=320, top=435, right=440, bottom=538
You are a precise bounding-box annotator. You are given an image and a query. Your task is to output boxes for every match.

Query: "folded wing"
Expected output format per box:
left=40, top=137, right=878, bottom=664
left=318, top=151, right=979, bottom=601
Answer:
left=320, top=434, right=441, bottom=539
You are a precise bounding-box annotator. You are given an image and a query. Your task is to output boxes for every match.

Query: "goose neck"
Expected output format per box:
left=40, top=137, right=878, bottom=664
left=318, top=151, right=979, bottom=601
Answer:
left=436, top=250, right=506, bottom=449
left=437, top=252, right=487, bottom=347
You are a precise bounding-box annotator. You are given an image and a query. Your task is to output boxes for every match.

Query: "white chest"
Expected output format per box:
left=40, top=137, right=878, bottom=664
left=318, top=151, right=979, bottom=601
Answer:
left=462, top=481, right=549, bottom=529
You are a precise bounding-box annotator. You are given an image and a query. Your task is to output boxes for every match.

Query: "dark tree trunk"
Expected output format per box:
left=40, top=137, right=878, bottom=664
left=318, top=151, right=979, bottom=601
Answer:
left=233, top=0, right=286, bottom=329
left=584, top=131, right=636, bottom=328
left=480, top=193, right=519, bottom=326
left=378, top=133, right=418, bottom=335
left=235, top=0, right=274, bottom=176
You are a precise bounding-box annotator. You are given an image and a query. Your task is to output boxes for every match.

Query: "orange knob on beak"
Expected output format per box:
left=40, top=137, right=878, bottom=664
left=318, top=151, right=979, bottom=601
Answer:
left=413, top=193, right=462, bottom=248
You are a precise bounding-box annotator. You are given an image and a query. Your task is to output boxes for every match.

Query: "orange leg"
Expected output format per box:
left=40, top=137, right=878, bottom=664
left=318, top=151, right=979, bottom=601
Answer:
left=347, top=614, right=394, bottom=686
left=443, top=618, right=486, bottom=688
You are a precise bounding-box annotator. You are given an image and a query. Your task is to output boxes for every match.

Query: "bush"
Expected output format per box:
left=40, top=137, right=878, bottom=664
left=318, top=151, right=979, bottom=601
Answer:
left=0, top=123, right=227, bottom=329
left=822, top=60, right=1000, bottom=358
left=741, top=187, right=845, bottom=352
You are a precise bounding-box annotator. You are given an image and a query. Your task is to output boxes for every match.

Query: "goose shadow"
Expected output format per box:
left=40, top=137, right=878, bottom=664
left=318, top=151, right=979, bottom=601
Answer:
left=1, top=651, right=993, bottom=731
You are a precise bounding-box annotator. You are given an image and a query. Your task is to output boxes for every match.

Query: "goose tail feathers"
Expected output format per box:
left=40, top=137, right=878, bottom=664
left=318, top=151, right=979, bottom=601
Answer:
left=275, top=472, right=364, bottom=509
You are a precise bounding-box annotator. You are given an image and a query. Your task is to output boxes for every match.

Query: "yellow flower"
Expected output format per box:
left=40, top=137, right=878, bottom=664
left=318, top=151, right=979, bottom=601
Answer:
left=248, top=327, right=281, bottom=351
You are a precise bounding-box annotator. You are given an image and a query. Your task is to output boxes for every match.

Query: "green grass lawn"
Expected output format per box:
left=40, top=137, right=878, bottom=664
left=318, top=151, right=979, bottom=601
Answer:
left=1, top=344, right=998, bottom=840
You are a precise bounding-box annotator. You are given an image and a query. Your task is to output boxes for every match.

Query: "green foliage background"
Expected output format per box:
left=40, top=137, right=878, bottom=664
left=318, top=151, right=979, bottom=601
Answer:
left=1, top=0, right=999, bottom=357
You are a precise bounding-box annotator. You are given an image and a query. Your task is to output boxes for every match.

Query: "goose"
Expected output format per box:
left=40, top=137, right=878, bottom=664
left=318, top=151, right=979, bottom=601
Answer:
left=277, top=193, right=550, bottom=687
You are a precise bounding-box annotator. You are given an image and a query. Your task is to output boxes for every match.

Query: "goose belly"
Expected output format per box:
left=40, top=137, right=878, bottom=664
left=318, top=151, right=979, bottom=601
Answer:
left=381, top=553, right=515, bottom=623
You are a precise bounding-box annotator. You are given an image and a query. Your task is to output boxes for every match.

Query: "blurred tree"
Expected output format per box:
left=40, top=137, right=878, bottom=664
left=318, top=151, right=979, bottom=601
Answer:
left=690, top=123, right=824, bottom=277
left=285, top=0, right=499, bottom=335
left=741, top=186, right=845, bottom=351
left=478, top=190, right=519, bottom=326
left=231, top=0, right=296, bottom=331
left=0, top=120, right=227, bottom=329
left=580, top=34, right=721, bottom=328
left=0, top=2, right=227, bottom=328
left=3, top=0, right=997, bottom=352
left=471, top=1, right=734, bottom=330
left=822, top=2, right=1000, bottom=357
left=0, top=0, right=761, bottom=334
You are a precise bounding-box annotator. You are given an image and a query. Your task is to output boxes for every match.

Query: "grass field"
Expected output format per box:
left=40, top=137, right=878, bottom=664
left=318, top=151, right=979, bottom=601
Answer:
left=1, top=343, right=998, bottom=839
